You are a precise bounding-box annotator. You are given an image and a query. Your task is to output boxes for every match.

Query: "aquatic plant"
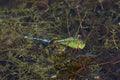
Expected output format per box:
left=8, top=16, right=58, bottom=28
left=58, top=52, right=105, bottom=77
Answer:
left=0, top=0, right=120, bottom=80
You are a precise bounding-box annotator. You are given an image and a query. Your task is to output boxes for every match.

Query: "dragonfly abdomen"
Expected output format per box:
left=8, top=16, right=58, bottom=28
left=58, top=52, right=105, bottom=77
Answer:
left=23, top=36, right=51, bottom=43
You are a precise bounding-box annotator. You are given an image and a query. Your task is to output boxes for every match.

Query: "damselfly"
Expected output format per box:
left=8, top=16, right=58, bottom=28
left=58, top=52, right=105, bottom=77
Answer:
left=23, top=35, right=85, bottom=49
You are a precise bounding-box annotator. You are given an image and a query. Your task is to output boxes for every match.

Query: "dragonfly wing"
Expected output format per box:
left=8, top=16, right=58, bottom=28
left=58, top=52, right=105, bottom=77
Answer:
left=55, top=37, right=74, bottom=42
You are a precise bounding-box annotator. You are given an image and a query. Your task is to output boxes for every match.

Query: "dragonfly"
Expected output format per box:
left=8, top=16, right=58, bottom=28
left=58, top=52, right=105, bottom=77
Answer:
left=23, top=35, right=85, bottom=49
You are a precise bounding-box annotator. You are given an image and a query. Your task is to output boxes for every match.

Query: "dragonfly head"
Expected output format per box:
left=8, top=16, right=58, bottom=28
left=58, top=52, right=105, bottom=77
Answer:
left=78, top=40, right=85, bottom=49
left=74, top=35, right=85, bottom=49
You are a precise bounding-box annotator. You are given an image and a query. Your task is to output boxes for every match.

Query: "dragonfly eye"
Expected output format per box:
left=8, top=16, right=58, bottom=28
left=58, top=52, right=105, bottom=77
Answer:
left=78, top=40, right=85, bottom=49
left=78, top=43, right=85, bottom=49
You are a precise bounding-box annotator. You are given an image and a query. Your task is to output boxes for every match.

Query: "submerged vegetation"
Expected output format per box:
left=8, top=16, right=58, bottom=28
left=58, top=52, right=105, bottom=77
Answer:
left=0, top=0, right=120, bottom=80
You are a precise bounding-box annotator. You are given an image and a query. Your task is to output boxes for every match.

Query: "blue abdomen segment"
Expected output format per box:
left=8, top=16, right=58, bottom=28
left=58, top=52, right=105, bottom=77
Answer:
left=24, top=36, right=51, bottom=43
